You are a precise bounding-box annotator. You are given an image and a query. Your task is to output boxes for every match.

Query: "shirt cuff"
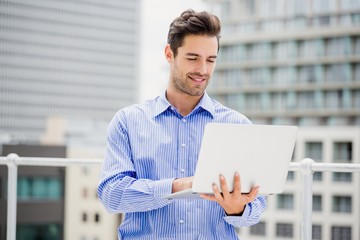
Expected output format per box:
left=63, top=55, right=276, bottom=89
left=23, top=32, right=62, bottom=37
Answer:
left=153, top=178, right=176, bottom=205
left=223, top=203, right=251, bottom=225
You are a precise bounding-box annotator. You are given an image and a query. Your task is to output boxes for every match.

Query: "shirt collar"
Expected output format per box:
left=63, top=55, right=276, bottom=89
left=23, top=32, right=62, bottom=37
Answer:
left=152, top=91, right=215, bottom=118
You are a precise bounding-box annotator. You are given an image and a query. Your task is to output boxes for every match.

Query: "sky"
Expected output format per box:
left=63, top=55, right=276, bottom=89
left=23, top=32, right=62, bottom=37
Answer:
left=139, top=0, right=209, bottom=102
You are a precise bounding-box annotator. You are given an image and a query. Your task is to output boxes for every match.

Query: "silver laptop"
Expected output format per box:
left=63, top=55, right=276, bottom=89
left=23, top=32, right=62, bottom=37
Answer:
left=162, top=123, right=298, bottom=199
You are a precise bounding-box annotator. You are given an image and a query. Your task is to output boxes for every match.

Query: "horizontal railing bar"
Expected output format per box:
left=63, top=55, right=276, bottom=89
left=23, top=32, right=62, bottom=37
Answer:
left=311, top=162, right=360, bottom=172
left=288, top=162, right=360, bottom=172
left=1, top=157, right=360, bottom=172
left=0, top=156, right=102, bottom=166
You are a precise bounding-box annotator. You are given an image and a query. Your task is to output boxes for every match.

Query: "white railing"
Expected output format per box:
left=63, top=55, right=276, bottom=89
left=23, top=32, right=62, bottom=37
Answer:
left=0, top=154, right=360, bottom=240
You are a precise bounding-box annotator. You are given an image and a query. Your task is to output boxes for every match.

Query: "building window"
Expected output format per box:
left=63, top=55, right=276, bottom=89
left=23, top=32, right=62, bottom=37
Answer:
left=249, top=221, right=266, bottom=236
left=333, top=141, right=353, bottom=182
left=333, top=172, right=352, bottom=182
left=276, top=223, right=293, bottom=238
left=313, top=195, right=322, bottom=212
left=332, top=196, right=352, bottom=213
left=331, top=226, right=351, bottom=240
left=312, top=225, right=322, bottom=240
left=286, top=171, right=294, bottom=181
left=82, top=213, right=88, bottom=222
left=94, top=213, right=100, bottom=223
left=305, top=142, right=323, bottom=181
left=17, top=223, right=61, bottom=240
left=333, top=142, right=352, bottom=162
left=17, top=177, right=62, bottom=200
left=277, top=194, right=294, bottom=209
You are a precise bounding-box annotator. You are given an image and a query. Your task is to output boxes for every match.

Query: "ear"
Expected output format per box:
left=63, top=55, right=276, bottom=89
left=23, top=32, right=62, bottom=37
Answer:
left=164, top=44, right=173, bottom=62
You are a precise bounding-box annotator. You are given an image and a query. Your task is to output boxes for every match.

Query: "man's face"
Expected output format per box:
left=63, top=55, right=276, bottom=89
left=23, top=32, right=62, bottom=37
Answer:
left=166, top=35, right=218, bottom=97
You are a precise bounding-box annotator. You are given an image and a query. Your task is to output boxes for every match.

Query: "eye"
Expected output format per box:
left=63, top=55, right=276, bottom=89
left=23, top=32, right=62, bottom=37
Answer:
left=207, top=59, right=216, bottom=63
left=188, top=58, right=197, bottom=61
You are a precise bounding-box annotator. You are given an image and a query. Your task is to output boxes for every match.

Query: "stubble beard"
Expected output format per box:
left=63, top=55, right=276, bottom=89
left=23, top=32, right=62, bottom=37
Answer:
left=172, top=72, right=209, bottom=97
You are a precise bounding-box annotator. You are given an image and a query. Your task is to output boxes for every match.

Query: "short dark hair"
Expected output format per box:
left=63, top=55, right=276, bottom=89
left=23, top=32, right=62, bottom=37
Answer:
left=167, top=9, right=221, bottom=57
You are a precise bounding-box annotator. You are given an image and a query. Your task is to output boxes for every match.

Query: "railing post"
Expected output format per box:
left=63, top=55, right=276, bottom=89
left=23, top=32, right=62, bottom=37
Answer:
left=6, top=153, right=19, bottom=240
left=300, top=158, right=314, bottom=240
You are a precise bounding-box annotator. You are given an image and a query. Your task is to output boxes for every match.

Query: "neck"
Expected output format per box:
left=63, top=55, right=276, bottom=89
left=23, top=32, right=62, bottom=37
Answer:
left=165, top=89, right=203, bottom=116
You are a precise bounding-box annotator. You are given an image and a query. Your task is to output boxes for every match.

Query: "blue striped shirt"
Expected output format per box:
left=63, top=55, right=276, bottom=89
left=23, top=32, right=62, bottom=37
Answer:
left=98, top=92, right=266, bottom=240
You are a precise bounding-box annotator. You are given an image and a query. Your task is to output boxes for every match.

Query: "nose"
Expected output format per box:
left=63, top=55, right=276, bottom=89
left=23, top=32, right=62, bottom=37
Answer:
left=195, top=59, right=208, bottom=75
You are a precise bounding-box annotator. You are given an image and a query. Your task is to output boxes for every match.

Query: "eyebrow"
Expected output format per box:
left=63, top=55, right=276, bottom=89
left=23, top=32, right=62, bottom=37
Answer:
left=185, top=53, right=217, bottom=59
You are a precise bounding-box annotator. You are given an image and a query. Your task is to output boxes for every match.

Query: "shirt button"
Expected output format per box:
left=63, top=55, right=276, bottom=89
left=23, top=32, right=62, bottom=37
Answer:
left=180, top=168, right=185, bottom=173
left=181, top=143, right=185, bottom=147
left=182, top=118, right=186, bottom=123
left=179, top=219, right=184, bottom=224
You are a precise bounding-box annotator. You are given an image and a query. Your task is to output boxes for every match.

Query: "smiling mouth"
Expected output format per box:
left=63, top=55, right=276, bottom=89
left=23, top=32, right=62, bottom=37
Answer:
left=188, top=75, right=207, bottom=84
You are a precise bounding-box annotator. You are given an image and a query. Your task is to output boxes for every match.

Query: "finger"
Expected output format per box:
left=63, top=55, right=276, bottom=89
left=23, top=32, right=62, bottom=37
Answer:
left=219, top=174, right=231, bottom=199
left=200, top=194, right=216, bottom=201
left=246, top=186, right=260, bottom=202
left=232, top=171, right=241, bottom=196
left=212, top=183, right=224, bottom=201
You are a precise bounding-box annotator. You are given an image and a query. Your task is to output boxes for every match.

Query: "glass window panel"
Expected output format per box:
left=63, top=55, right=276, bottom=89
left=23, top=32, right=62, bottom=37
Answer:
left=287, top=0, right=307, bottom=16
left=298, top=91, right=315, bottom=109
left=17, top=224, right=61, bottom=240
left=352, top=13, right=360, bottom=25
left=276, top=223, right=293, bottom=237
left=312, top=0, right=337, bottom=13
left=333, top=172, right=352, bottom=182
left=332, top=196, right=352, bottom=213
left=313, top=195, right=322, bottom=211
left=333, top=142, right=352, bottom=162
left=286, top=171, right=295, bottom=181
left=340, top=14, right=352, bottom=27
left=277, top=194, right=294, bottom=209
left=355, top=38, right=360, bottom=54
left=239, top=0, right=257, bottom=16
left=17, top=177, right=31, bottom=200
left=286, top=17, right=307, bottom=30
left=263, top=20, right=283, bottom=32
left=48, top=178, right=62, bottom=199
left=272, top=92, right=287, bottom=109
left=245, top=93, right=262, bottom=110
left=331, top=226, right=352, bottom=240
left=340, top=0, right=358, bottom=10
left=305, top=142, right=323, bottom=160
left=325, top=90, right=343, bottom=109
left=32, top=178, right=47, bottom=199
left=221, top=1, right=231, bottom=19
left=313, top=16, right=331, bottom=27
left=352, top=90, right=360, bottom=108
left=313, top=225, right=322, bottom=240
left=250, top=221, right=266, bottom=235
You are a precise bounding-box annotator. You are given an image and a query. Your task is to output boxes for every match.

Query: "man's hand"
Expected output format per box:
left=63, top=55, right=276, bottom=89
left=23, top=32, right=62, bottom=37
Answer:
left=200, top=172, right=259, bottom=215
left=172, top=176, right=194, bottom=193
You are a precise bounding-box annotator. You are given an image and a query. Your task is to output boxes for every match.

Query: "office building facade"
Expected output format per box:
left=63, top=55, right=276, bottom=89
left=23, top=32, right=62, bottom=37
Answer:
left=0, top=1, right=140, bottom=240
left=0, top=144, right=66, bottom=240
left=0, top=0, right=140, bottom=143
left=206, top=0, right=360, bottom=239
left=208, top=0, right=360, bottom=126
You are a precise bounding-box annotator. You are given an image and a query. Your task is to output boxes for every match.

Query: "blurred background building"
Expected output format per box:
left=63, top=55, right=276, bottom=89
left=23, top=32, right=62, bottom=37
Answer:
left=0, top=0, right=140, bottom=239
left=0, top=0, right=139, bottom=144
left=206, top=0, right=360, bottom=239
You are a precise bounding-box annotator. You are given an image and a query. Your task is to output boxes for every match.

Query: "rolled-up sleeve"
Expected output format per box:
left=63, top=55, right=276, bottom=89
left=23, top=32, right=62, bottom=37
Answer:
left=223, top=196, right=267, bottom=227
left=97, top=111, right=174, bottom=213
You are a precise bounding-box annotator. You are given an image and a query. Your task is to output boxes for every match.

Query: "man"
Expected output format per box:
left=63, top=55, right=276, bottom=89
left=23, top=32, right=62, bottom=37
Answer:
left=98, top=9, right=266, bottom=240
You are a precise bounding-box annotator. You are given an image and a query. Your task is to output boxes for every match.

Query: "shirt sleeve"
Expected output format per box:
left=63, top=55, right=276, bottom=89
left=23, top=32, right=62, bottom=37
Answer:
left=97, top=110, right=174, bottom=213
left=223, top=196, right=267, bottom=228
